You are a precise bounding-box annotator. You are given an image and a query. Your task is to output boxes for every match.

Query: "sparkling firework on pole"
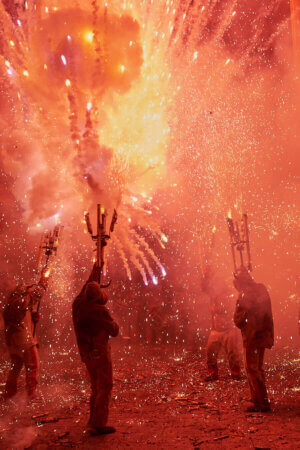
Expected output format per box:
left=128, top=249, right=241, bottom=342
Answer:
left=85, top=204, right=118, bottom=286
left=36, top=225, right=64, bottom=274
left=34, top=225, right=64, bottom=336
left=226, top=213, right=252, bottom=273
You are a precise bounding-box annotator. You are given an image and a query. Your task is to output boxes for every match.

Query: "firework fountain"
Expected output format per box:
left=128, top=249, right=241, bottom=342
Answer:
left=0, top=1, right=170, bottom=289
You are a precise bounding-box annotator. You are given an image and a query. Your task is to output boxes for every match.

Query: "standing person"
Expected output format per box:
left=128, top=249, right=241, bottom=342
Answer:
left=3, top=269, right=48, bottom=400
left=72, top=264, right=119, bottom=436
left=204, top=294, right=241, bottom=381
left=233, top=267, right=274, bottom=412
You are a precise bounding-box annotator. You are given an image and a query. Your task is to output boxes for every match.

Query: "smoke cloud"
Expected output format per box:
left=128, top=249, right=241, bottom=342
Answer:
left=0, top=0, right=298, bottom=344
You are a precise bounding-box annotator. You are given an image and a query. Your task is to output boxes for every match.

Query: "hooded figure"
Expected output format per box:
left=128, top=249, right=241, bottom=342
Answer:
left=202, top=268, right=241, bottom=382
left=72, top=264, right=119, bottom=436
left=3, top=275, right=47, bottom=400
left=233, top=267, right=274, bottom=412
left=205, top=294, right=241, bottom=382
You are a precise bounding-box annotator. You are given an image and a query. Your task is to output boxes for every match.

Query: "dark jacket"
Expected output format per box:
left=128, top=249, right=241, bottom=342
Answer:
left=234, top=282, right=274, bottom=348
left=72, top=265, right=119, bottom=361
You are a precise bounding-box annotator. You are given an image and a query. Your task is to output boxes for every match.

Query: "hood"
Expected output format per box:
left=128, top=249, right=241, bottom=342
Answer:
left=84, top=281, right=108, bottom=305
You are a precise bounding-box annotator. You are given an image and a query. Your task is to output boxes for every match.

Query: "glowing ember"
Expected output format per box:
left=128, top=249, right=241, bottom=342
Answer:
left=84, top=30, right=94, bottom=42
left=61, top=55, right=67, bottom=66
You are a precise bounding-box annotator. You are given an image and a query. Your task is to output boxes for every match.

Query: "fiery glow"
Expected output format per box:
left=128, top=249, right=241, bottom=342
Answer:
left=84, top=30, right=94, bottom=42
left=0, top=10, right=298, bottom=446
left=0, top=0, right=296, bottom=314
left=44, top=269, right=51, bottom=278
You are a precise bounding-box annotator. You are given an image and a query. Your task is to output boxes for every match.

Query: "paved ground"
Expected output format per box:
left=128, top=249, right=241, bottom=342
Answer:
left=0, top=343, right=299, bottom=449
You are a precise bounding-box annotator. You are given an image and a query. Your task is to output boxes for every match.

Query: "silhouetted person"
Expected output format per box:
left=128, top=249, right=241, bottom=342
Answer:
left=233, top=267, right=274, bottom=412
left=72, top=264, right=119, bottom=435
left=3, top=270, right=48, bottom=400
left=205, top=294, right=241, bottom=381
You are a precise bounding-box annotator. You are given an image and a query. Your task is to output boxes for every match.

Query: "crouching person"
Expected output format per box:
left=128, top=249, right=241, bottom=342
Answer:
left=72, top=264, right=119, bottom=435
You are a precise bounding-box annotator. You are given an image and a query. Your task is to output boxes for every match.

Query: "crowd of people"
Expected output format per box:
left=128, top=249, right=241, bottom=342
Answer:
left=1, top=259, right=274, bottom=435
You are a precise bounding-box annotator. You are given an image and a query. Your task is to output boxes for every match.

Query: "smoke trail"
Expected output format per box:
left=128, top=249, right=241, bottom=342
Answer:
left=134, top=230, right=166, bottom=277
left=117, top=227, right=148, bottom=285
left=113, top=235, right=132, bottom=280
left=67, top=88, right=81, bottom=157
left=129, top=229, right=156, bottom=282
left=90, top=0, right=104, bottom=94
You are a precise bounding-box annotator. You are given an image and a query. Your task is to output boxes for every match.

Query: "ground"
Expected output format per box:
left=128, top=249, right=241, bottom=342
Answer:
left=0, top=343, right=299, bottom=449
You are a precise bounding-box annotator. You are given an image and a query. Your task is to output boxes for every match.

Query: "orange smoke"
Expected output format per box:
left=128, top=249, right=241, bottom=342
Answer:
left=28, top=9, right=143, bottom=97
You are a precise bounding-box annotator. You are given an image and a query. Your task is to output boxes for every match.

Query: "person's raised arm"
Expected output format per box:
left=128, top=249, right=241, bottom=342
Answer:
left=76, top=263, right=101, bottom=299
left=86, top=263, right=101, bottom=284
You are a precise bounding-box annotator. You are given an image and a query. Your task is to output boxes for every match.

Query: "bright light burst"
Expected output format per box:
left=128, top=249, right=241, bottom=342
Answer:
left=0, top=0, right=296, bottom=307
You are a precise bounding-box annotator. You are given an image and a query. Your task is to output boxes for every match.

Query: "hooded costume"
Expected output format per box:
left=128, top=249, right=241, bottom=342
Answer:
left=72, top=264, right=119, bottom=429
left=233, top=268, right=274, bottom=411
left=3, top=278, right=47, bottom=399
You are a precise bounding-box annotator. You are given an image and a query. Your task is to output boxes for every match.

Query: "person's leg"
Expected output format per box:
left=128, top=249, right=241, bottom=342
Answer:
left=5, top=353, right=23, bottom=398
left=85, top=359, right=98, bottom=425
left=206, top=331, right=221, bottom=380
left=91, top=356, right=113, bottom=428
left=223, top=329, right=241, bottom=378
left=24, top=345, right=39, bottom=398
left=243, top=346, right=259, bottom=405
left=244, top=346, right=270, bottom=411
left=256, top=348, right=270, bottom=409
